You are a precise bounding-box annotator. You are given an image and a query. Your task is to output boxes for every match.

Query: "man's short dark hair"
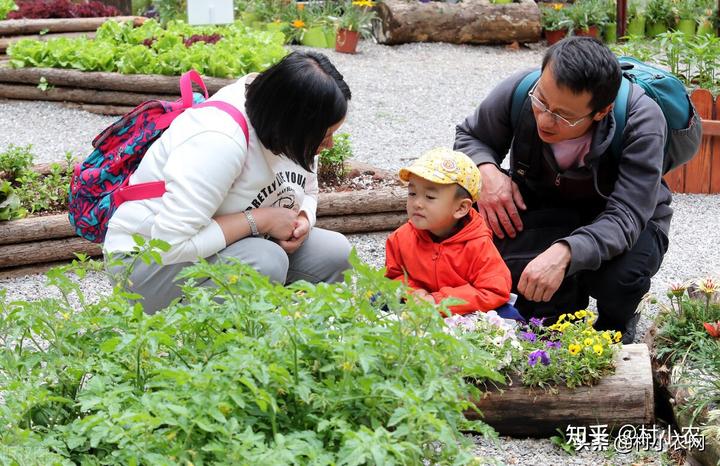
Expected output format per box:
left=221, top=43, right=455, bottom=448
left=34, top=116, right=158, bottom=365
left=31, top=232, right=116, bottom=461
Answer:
left=541, top=36, right=621, bottom=113
left=246, top=51, right=351, bottom=172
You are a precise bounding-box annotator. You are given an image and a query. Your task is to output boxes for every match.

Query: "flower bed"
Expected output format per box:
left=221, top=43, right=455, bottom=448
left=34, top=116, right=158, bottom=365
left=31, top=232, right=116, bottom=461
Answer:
left=646, top=279, right=720, bottom=465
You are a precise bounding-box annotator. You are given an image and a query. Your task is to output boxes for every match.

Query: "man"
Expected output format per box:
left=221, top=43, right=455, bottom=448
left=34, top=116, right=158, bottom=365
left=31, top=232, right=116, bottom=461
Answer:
left=454, top=37, right=678, bottom=343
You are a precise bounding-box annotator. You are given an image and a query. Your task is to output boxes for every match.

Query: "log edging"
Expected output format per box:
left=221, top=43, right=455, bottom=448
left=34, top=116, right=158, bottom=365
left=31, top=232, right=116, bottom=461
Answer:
left=0, top=16, right=146, bottom=36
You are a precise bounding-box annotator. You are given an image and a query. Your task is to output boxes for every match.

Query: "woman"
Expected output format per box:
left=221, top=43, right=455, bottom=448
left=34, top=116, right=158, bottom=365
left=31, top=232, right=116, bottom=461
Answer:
left=104, top=51, right=352, bottom=313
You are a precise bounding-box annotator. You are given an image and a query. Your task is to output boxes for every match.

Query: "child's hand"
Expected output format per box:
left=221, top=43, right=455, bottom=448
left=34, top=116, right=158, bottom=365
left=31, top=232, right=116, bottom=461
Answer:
left=411, top=289, right=435, bottom=304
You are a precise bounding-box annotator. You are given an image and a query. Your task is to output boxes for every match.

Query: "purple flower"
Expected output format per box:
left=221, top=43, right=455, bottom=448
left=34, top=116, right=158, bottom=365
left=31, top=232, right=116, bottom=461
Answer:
left=528, top=349, right=551, bottom=367
left=546, top=340, right=562, bottom=349
left=530, top=317, right=546, bottom=328
left=519, top=331, right=537, bottom=342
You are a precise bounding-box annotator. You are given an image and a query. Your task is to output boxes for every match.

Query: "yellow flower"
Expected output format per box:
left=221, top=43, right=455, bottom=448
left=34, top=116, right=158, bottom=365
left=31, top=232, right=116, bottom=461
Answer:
left=292, top=19, right=306, bottom=28
left=293, top=311, right=302, bottom=319
left=227, top=274, right=238, bottom=284
left=341, top=361, right=354, bottom=371
left=558, top=314, right=566, bottom=322
left=593, top=344, right=603, bottom=355
left=296, top=3, right=305, bottom=10
left=698, top=277, right=719, bottom=296
left=352, top=0, right=376, bottom=6
left=575, top=310, right=587, bottom=319
left=584, top=338, right=593, bottom=347
left=614, top=331, right=622, bottom=343
left=549, top=323, right=561, bottom=331
left=602, top=331, right=612, bottom=342
left=559, top=322, right=571, bottom=332
left=569, top=343, right=581, bottom=355
left=552, top=2, right=564, bottom=10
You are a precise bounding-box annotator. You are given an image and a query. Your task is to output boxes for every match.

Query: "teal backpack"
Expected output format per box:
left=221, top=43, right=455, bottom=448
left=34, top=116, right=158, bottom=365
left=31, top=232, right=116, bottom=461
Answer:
left=510, top=56, right=702, bottom=174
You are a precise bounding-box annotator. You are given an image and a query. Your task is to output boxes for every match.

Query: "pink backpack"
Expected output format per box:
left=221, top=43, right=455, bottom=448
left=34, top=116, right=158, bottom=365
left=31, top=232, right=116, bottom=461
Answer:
left=68, top=70, right=249, bottom=243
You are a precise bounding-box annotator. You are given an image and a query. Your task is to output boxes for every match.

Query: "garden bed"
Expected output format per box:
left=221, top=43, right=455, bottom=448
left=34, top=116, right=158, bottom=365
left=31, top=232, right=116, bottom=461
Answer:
left=0, top=65, right=236, bottom=113
left=466, top=343, right=654, bottom=437
left=374, top=0, right=541, bottom=45
left=0, top=160, right=406, bottom=278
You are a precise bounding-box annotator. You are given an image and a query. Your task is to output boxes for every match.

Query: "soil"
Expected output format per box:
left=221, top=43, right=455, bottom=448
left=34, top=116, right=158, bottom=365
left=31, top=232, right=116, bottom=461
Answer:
left=319, top=167, right=402, bottom=193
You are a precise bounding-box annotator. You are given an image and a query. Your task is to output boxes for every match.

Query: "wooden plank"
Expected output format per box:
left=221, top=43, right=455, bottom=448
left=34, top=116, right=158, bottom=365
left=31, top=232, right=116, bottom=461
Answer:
left=0, top=66, right=235, bottom=94
left=0, top=16, right=145, bottom=36
left=701, top=118, right=720, bottom=136
left=663, top=164, right=686, bottom=193
left=713, top=100, right=720, bottom=193
left=0, top=213, right=73, bottom=244
left=686, top=89, right=715, bottom=193
left=0, top=237, right=101, bottom=268
left=0, top=83, right=175, bottom=106
left=0, top=31, right=96, bottom=53
left=466, top=344, right=654, bottom=437
left=317, top=186, right=406, bottom=216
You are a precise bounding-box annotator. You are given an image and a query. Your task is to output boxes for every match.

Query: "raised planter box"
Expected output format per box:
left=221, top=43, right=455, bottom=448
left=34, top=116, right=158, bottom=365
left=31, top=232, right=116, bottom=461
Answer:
left=0, top=16, right=145, bottom=53
left=0, top=161, right=407, bottom=278
left=466, top=344, right=654, bottom=437
left=374, top=0, right=541, bottom=45
left=664, top=89, right=720, bottom=194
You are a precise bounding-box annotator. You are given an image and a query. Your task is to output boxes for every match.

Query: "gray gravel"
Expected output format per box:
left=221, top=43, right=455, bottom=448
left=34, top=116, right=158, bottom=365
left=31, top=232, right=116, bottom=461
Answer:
left=1, top=40, right=717, bottom=464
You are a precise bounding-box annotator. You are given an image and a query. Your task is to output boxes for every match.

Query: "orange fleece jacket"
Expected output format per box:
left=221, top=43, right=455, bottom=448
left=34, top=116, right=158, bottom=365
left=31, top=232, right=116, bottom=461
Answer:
left=385, top=208, right=511, bottom=315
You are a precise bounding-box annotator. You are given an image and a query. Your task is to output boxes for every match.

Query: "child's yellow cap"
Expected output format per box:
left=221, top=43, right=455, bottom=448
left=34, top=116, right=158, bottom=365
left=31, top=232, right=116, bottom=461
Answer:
left=399, top=148, right=481, bottom=201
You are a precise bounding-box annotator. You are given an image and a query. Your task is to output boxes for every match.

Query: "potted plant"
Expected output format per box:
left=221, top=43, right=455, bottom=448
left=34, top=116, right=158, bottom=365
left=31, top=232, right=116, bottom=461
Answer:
left=540, top=3, right=573, bottom=45
left=646, top=0, right=673, bottom=37
left=567, top=0, right=607, bottom=38
left=603, top=0, right=617, bottom=43
left=334, top=0, right=376, bottom=54
left=697, top=7, right=717, bottom=36
left=626, top=0, right=646, bottom=37
left=673, top=0, right=698, bottom=35
left=318, top=133, right=352, bottom=185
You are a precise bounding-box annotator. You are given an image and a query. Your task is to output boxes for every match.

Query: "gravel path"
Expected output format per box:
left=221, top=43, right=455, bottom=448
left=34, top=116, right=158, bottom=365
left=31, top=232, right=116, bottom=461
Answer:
left=1, top=40, right=717, bottom=465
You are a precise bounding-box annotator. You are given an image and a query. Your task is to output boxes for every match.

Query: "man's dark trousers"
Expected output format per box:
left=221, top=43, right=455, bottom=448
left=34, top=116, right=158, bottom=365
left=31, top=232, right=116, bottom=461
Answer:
left=494, top=207, right=669, bottom=332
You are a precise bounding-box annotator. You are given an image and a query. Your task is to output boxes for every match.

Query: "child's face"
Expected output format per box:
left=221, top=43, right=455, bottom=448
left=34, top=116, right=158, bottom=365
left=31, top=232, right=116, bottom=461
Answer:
left=406, top=174, right=469, bottom=238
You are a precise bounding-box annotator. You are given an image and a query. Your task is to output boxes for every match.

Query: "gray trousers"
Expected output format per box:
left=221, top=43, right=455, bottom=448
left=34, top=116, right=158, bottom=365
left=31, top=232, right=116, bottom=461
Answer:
left=106, top=227, right=351, bottom=314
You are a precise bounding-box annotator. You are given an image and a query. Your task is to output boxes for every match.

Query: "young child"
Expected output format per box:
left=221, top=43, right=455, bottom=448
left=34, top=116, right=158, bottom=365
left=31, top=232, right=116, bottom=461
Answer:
left=385, top=147, right=512, bottom=316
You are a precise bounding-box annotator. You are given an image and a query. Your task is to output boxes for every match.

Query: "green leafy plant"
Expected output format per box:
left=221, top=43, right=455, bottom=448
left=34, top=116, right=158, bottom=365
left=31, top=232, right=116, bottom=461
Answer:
left=0, top=144, right=34, bottom=182
left=335, top=0, right=377, bottom=37
left=672, top=0, right=698, bottom=21
left=550, top=427, right=577, bottom=455
left=8, top=18, right=288, bottom=78
left=627, top=0, right=646, bottom=22
left=0, top=181, right=25, bottom=220
left=646, top=0, right=673, bottom=25
left=0, top=250, right=503, bottom=463
left=566, top=0, right=609, bottom=31
left=0, top=0, right=16, bottom=20
left=318, top=133, right=352, bottom=185
left=14, top=152, right=74, bottom=214
left=540, top=3, right=573, bottom=32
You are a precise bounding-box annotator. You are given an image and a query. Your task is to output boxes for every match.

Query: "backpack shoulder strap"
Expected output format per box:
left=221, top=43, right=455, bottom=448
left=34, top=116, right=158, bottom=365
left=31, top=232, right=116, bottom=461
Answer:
left=195, top=100, right=250, bottom=147
left=511, top=70, right=541, bottom=129
left=610, top=77, right=632, bottom=160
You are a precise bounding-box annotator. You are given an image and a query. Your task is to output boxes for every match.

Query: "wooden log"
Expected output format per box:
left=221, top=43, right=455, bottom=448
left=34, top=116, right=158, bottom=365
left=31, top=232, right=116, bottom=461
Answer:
left=466, top=344, right=654, bottom=437
left=0, top=31, right=96, bottom=53
left=0, top=214, right=73, bottom=245
left=315, top=211, right=406, bottom=233
left=60, top=102, right=135, bottom=115
left=0, top=66, right=236, bottom=94
left=0, top=16, right=145, bottom=36
left=374, top=0, right=541, bottom=45
left=0, top=83, right=175, bottom=106
left=0, top=237, right=101, bottom=268
left=317, top=186, right=406, bottom=216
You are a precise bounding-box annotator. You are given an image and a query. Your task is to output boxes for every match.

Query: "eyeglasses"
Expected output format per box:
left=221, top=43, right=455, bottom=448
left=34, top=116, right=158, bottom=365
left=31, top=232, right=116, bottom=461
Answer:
left=528, top=82, right=593, bottom=128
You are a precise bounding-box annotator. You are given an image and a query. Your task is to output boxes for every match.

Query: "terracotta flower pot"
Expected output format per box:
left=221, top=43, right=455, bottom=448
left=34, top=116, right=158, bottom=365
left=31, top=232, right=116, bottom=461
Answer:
left=574, top=25, right=599, bottom=38
left=544, top=28, right=567, bottom=45
left=336, top=28, right=360, bottom=54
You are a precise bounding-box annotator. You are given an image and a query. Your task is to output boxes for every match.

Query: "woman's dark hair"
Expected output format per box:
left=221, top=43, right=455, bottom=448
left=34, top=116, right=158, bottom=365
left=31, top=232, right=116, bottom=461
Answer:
left=541, top=36, right=621, bottom=113
left=245, top=51, right=351, bottom=172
